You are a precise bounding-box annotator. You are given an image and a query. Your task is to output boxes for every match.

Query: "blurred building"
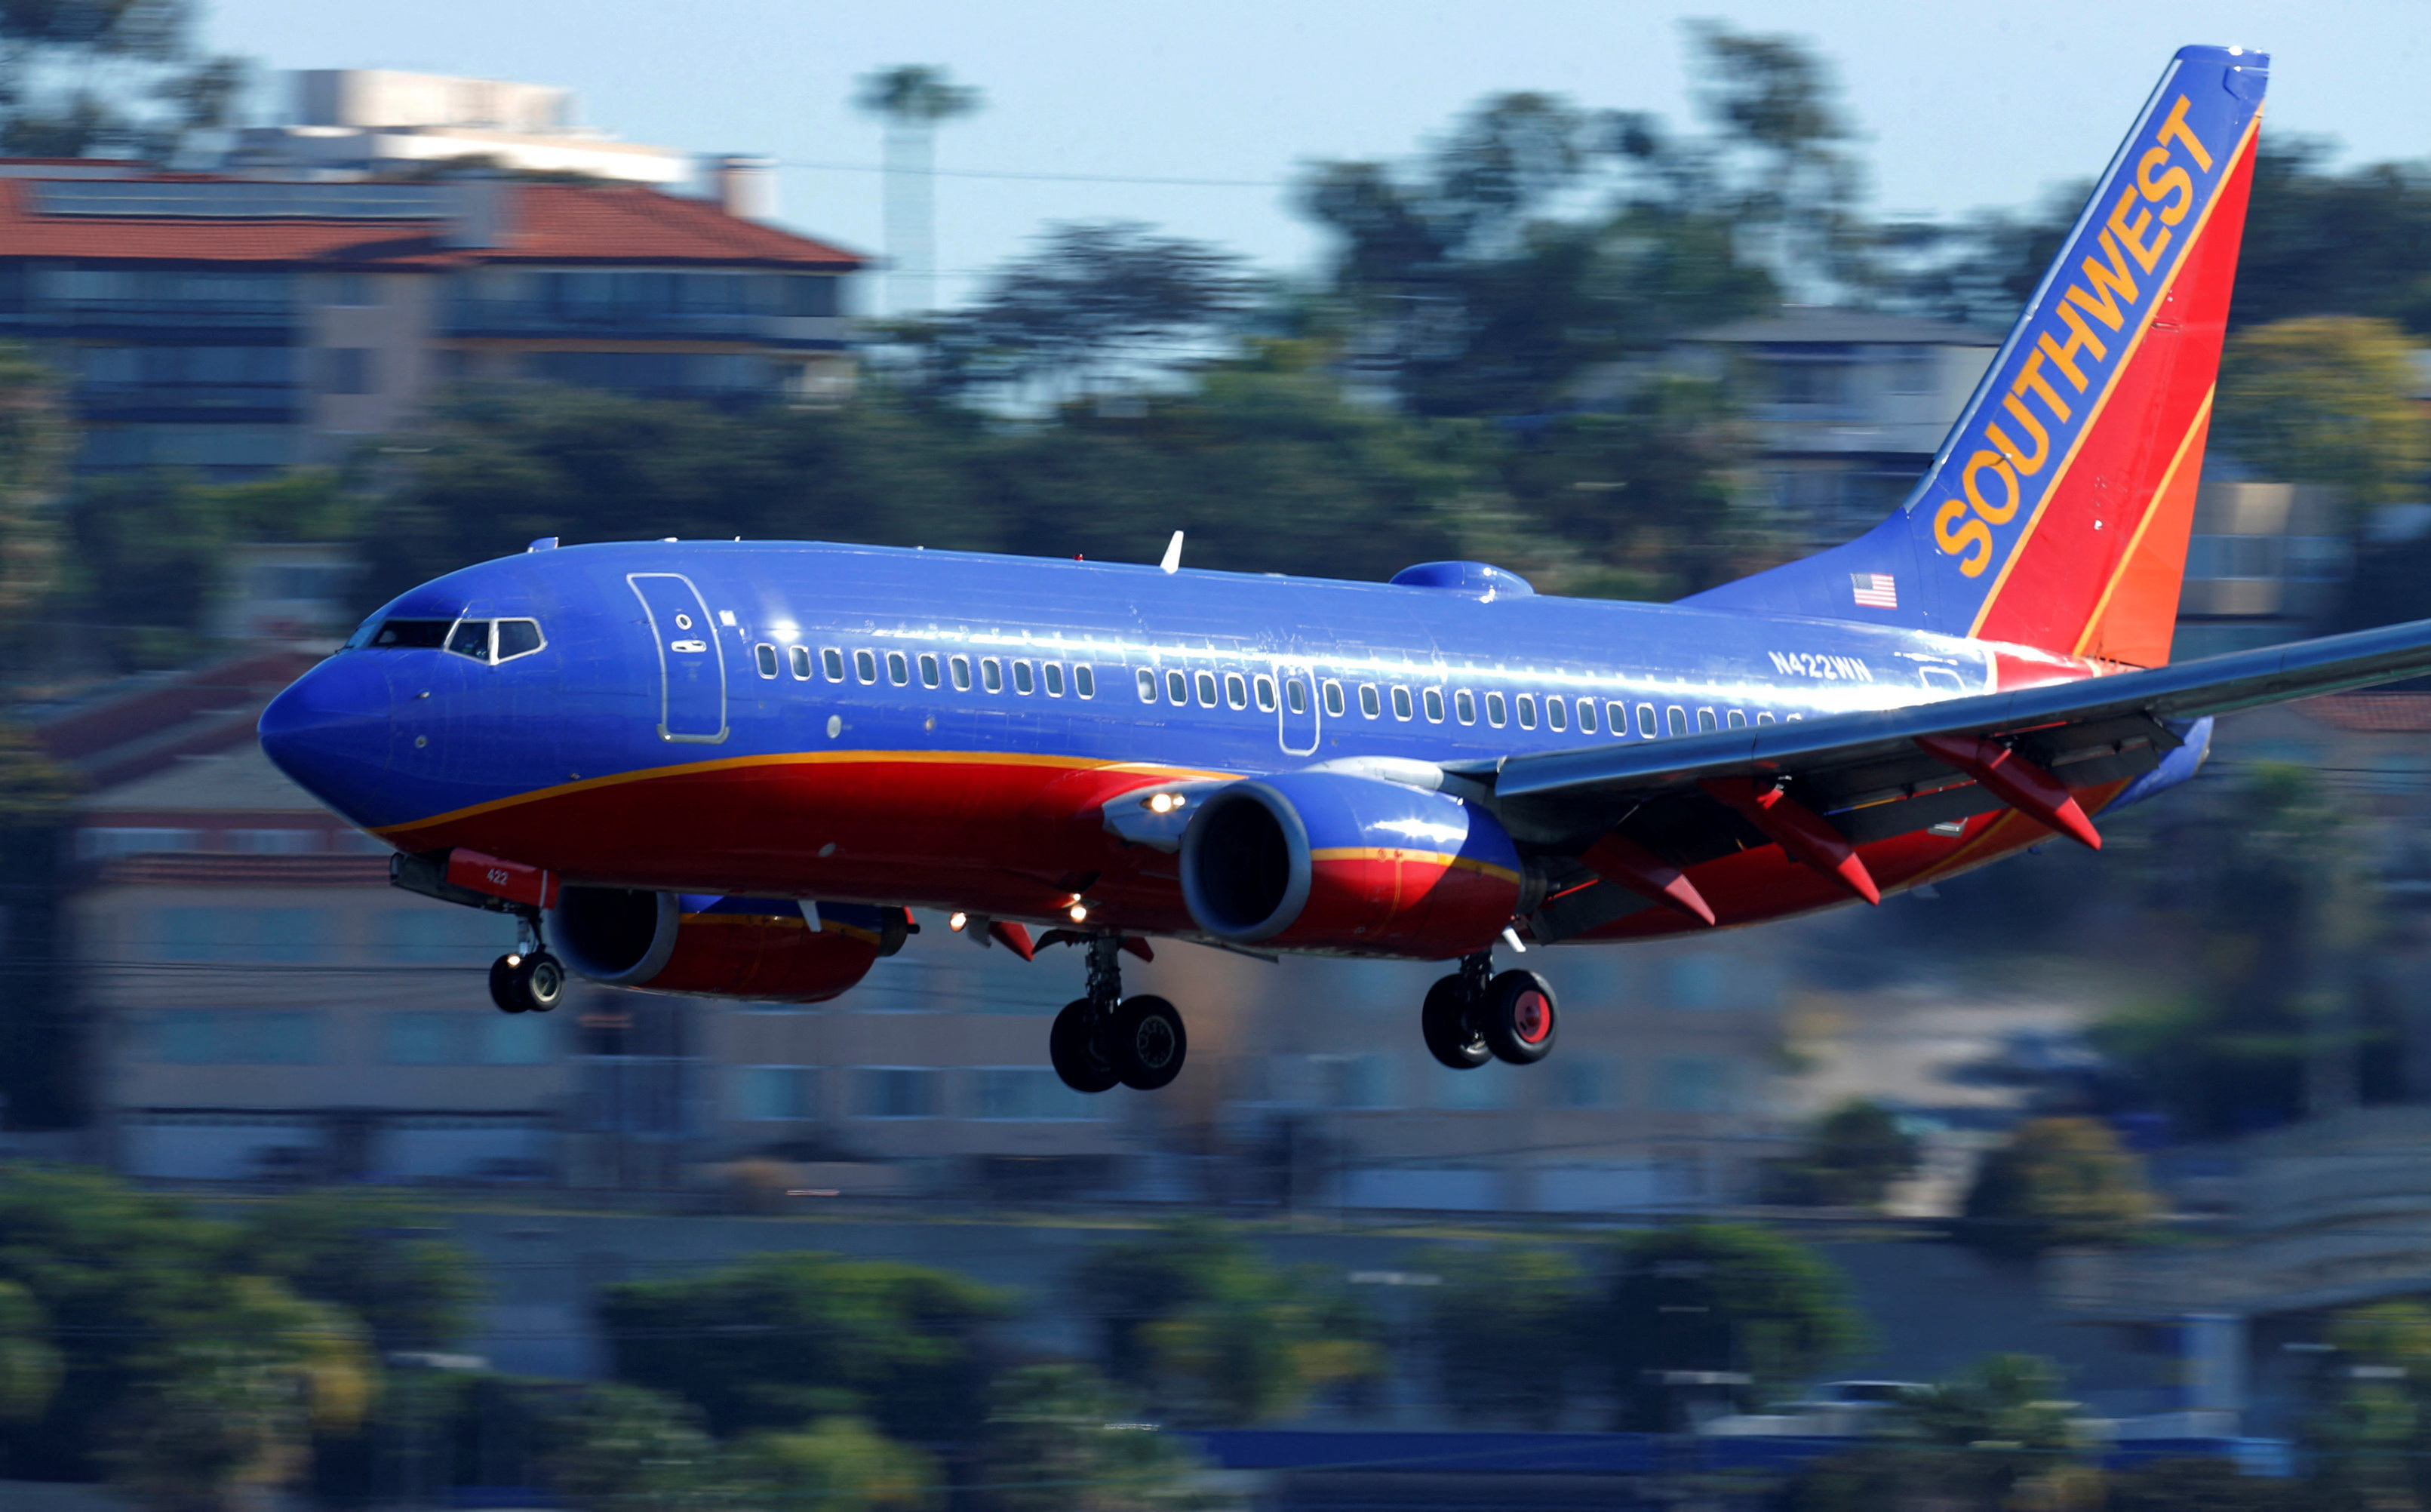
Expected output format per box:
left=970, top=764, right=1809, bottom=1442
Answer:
left=2173, top=483, right=2353, bottom=658
left=1677, top=309, right=2000, bottom=550
left=0, top=161, right=862, bottom=478
left=232, top=69, right=689, bottom=186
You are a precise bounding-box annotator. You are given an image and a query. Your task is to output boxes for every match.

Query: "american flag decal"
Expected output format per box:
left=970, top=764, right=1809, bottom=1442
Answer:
left=1850, top=573, right=1898, bottom=609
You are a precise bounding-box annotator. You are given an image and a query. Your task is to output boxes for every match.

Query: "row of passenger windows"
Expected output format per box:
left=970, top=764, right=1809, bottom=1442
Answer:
left=755, top=643, right=1101, bottom=699
left=754, top=642, right=1792, bottom=737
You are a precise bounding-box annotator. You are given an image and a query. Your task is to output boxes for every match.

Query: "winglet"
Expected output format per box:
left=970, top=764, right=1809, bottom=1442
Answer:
left=1159, top=531, right=1184, bottom=574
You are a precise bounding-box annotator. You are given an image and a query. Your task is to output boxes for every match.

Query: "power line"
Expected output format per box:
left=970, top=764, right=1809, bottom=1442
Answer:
left=776, top=157, right=1295, bottom=190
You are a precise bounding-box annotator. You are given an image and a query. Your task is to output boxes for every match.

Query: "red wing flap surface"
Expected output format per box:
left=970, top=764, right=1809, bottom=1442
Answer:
left=1914, top=733, right=2104, bottom=850
left=1578, top=831, right=1716, bottom=926
left=1697, top=778, right=1882, bottom=905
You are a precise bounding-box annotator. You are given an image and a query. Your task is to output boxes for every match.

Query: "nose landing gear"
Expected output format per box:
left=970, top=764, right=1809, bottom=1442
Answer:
left=1422, top=951, right=1557, bottom=1069
left=1048, top=935, right=1188, bottom=1093
left=488, top=913, right=565, bottom=1015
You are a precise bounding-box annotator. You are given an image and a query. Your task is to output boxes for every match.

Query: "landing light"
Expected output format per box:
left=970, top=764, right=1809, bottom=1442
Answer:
left=1145, top=792, right=1186, bottom=815
left=948, top=912, right=969, bottom=933
left=1068, top=904, right=1090, bottom=923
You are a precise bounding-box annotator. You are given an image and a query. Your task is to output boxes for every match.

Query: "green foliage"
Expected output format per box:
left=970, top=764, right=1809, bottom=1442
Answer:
left=2303, top=1300, right=2431, bottom=1509
left=1418, top=1243, right=1590, bottom=1428
left=736, top=1415, right=942, bottom=1512
left=2217, top=315, right=2429, bottom=508
left=226, top=1190, right=479, bottom=1350
left=1785, top=1354, right=2098, bottom=1512
left=1766, top=1099, right=1922, bottom=1209
left=0, top=343, right=66, bottom=636
left=971, top=1362, right=1216, bottom=1512
left=2104, top=1455, right=2316, bottom=1511
left=0, top=1280, right=57, bottom=1423
left=1603, top=1222, right=1863, bottom=1430
left=0, top=0, right=243, bottom=159
left=0, top=719, right=78, bottom=835
left=853, top=65, right=982, bottom=128
left=598, top=1249, right=1004, bottom=1442
left=1070, top=1219, right=1381, bottom=1427
left=540, top=1382, right=749, bottom=1512
left=1960, top=1117, right=2153, bottom=1255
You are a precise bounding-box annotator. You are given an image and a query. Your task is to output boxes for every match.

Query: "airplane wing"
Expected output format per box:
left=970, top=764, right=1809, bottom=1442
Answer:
left=1442, top=619, right=2431, bottom=937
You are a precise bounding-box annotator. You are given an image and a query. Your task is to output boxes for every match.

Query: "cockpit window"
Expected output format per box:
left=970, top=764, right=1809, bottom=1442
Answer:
left=495, top=619, right=544, bottom=661
left=369, top=619, right=453, bottom=649
left=446, top=620, right=493, bottom=660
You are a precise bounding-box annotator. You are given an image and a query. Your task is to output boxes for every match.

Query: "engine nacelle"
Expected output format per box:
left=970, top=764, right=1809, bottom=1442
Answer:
left=548, top=890, right=907, bottom=1003
left=1179, top=771, right=1523, bottom=954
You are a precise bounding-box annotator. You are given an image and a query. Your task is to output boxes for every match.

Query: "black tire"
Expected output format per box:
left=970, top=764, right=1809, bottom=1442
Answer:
left=521, top=951, right=566, bottom=1013
left=1050, top=999, right=1120, bottom=1093
left=489, top=955, right=530, bottom=1014
left=1481, top=970, right=1558, bottom=1065
left=1421, top=975, right=1491, bottom=1070
left=1109, top=995, right=1188, bottom=1091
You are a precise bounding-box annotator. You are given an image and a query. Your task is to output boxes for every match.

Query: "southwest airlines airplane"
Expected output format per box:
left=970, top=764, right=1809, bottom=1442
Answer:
left=262, top=46, right=2431, bottom=1095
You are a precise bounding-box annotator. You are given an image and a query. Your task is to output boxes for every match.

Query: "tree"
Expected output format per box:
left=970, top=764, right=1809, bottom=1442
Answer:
left=1766, top=1099, right=1922, bottom=1209
left=539, top=1383, right=747, bottom=1512
left=2304, top=1300, right=2431, bottom=1510
left=1685, top=21, right=1864, bottom=298
left=901, top=222, right=1259, bottom=402
left=0, top=719, right=80, bottom=1127
left=1603, top=1223, right=1863, bottom=1431
left=2104, top=1456, right=2312, bottom=1512
left=1069, top=1220, right=1380, bottom=1427
left=0, top=0, right=243, bottom=159
left=970, top=1363, right=1216, bottom=1512
left=1418, top=1243, right=1590, bottom=1428
left=226, top=1190, right=480, bottom=1351
left=1960, top=1118, right=2153, bottom=1255
left=2215, top=315, right=2429, bottom=511
left=855, top=65, right=984, bottom=315
left=598, top=1251, right=1004, bottom=1442
left=736, top=1415, right=941, bottom=1512
left=0, top=343, right=67, bottom=648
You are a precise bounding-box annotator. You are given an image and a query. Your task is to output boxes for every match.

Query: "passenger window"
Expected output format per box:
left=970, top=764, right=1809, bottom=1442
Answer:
left=1517, top=695, right=1537, bottom=730
left=1360, top=684, right=1380, bottom=718
left=951, top=655, right=973, bottom=691
left=1424, top=688, right=1445, bottom=723
left=1609, top=702, right=1627, bottom=735
left=496, top=619, right=544, bottom=661
left=982, top=658, right=1003, bottom=693
left=447, top=619, right=493, bottom=662
left=1637, top=704, right=1657, bottom=739
left=1074, top=665, right=1096, bottom=698
left=1668, top=706, right=1689, bottom=736
left=887, top=652, right=909, bottom=686
left=754, top=643, right=778, bottom=678
left=1757, top=711, right=1775, bottom=724
left=1698, top=708, right=1717, bottom=733
left=1226, top=673, right=1248, bottom=709
left=1456, top=690, right=1478, bottom=725
left=1197, top=671, right=1219, bottom=707
left=1323, top=681, right=1345, bottom=717
left=854, top=650, right=877, bottom=684
left=1548, top=697, right=1567, bottom=732
left=1168, top=670, right=1189, bottom=705
left=789, top=645, right=813, bottom=680
left=1578, top=699, right=1597, bottom=733
left=1255, top=675, right=1277, bottom=711
left=1136, top=668, right=1157, bottom=702
left=1013, top=660, right=1034, bottom=694
left=1727, top=709, right=1747, bottom=728
left=823, top=647, right=846, bottom=681
left=1286, top=680, right=1308, bottom=715
left=1044, top=662, right=1065, bottom=696
left=1480, top=690, right=1501, bottom=727
left=920, top=653, right=941, bottom=688
left=1392, top=687, right=1413, bottom=721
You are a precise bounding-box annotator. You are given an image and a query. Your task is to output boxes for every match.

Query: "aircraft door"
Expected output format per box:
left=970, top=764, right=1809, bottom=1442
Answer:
left=1275, top=659, right=1320, bottom=756
left=628, top=573, right=728, bottom=743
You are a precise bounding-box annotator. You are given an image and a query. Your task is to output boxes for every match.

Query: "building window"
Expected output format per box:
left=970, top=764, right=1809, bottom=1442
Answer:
left=970, top=1067, right=1099, bottom=1120
left=855, top=1067, right=937, bottom=1118
left=1557, top=1057, right=1610, bottom=1108
left=323, top=347, right=374, bottom=395
left=330, top=273, right=376, bottom=308
left=738, top=1065, right=815, bottom=1120
left=145, top=1010, right=319, bottom=1065
left=1656, top=1056, right=1731, bottom=1112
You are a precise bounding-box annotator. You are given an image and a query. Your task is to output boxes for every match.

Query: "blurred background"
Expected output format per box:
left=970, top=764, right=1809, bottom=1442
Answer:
left=2, top=4, right=2431, bottom=1508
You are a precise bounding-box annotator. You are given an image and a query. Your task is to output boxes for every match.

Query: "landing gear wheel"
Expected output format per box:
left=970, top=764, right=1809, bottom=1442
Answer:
left=1050, top=999, right=1120, bottom=1094
left=1481, top=970, right=1557, bottom=1065
left=488, top=951, right=565, bottom=1015
left=1421, top=975, right=1492, bottom=1070
left=1109, top=995, right=1187, bottom=1091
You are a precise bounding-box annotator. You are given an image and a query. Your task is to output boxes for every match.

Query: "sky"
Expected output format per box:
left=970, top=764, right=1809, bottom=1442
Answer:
left=198, top=0, right=2431, bottom=309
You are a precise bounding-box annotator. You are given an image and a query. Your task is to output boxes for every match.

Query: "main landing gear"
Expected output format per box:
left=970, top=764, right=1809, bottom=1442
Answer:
left=1422, top=951, right=1558, bottom=1070
left=489, top=913, right=565, bottom=1016
left=1049, top=935, right=1187, bottom=1093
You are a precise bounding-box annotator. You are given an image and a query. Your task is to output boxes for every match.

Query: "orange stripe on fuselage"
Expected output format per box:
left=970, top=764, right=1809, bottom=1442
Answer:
left=1307, top=846, right=1523, bottom=886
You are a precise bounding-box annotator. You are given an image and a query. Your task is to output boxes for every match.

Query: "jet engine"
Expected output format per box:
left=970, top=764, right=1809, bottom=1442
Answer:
left=1179, top=770, right=1525, bottom=953
left=549, top=890, right=908, bottom=1003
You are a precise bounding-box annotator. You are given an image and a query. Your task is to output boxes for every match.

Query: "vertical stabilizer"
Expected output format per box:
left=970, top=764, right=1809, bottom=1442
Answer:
left=1686, top=45, right=2268, bottom=667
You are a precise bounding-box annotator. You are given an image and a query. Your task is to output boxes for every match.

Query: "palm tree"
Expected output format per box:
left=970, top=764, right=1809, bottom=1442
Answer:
left=854, top=66, right=984, bottom=315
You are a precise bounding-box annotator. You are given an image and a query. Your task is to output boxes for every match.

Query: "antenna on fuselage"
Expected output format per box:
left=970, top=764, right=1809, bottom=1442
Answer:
left=1159, top=530, right=1184, bottom=574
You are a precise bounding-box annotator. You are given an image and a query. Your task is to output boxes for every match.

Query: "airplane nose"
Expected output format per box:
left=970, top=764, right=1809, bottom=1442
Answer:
left=259, top=655, right=393, bottom=825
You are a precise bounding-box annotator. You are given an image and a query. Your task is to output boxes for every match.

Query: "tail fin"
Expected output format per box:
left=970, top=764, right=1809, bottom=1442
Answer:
left=1686, top=45, right=2267, bottom=667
